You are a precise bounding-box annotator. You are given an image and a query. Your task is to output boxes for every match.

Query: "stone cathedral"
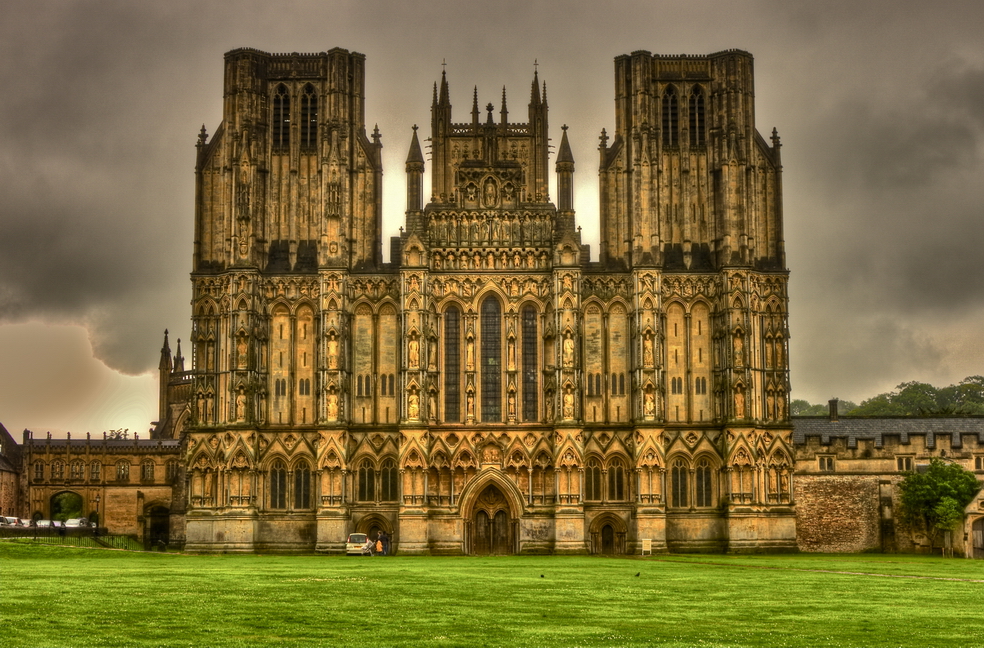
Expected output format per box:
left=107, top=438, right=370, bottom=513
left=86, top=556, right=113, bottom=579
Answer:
left=179, top=46, right=794, bottom=554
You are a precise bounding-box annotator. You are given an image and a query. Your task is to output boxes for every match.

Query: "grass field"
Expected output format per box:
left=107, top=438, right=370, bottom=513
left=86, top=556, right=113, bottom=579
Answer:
left=2, top=542, right=984, bottom=648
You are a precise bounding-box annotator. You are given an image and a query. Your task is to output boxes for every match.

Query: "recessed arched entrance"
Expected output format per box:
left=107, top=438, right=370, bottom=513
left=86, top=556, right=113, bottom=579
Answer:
left=145, top=505, right=170, bottom=548
left=589, top=513, right=627, bottom=555
left=469, top=484, right=514, bottom=555
left=972, top=517, right=984, bottom=559
left=600, top=524, right=615, bottom=554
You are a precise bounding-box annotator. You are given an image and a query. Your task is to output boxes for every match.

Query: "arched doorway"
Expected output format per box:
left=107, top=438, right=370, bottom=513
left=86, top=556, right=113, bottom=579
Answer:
left=471, top=484, right=513, bottom=555
left=50, top=491, right=83, bottom=521
left=601, top=524, right=615, bottom=555
left=145, top=506, right=170, bottom=549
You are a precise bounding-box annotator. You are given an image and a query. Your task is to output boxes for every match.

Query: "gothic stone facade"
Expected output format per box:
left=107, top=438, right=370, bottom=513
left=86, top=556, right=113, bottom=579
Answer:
left=178, top=47, right=794, bottom=553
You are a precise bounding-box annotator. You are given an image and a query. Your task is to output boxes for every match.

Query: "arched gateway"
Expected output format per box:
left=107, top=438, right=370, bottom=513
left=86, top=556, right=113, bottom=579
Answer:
left=468, top=484, right=515, bottom=555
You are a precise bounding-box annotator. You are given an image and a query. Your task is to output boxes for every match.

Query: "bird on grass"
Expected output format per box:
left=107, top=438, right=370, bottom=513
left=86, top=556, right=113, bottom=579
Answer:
left=635, top=572, right=640, bottom=577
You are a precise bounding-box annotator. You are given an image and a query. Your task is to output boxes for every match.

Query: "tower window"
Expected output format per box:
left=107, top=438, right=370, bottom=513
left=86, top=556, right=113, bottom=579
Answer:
left=662, top=86, right=679, bottom=147
left=294, top=461, right=312, bottom=509
left=270, top=460, right=287, bottom=509
left=522, top=306, right=538, bottom=420
left=300, top=84, right=318, bottom=150
left=689, top=85, right=706, bottom=146
left=671, top=459, right=688, bottom=507
left=585, top=459, right=602, bottom=501
left=696, top=459, right=713, bottom=507
left=273, top=84, right=290, bottom=150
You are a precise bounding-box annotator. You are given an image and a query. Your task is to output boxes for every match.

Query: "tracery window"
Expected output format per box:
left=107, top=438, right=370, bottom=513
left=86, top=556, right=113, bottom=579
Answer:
left=585, top=458, right=602, bottom=501
left=116, top=461, right=130, bottom=482
left=444, top=306, right=461, bottom=422
left=661, top=85, right=679, bottom=147
left=90, top=461, right=101, bottom=481
left=695, top=459, right=713, bottom=507
left=141, top=461, right=155, bottom=482
left=300, top=84, right=318, bottom=150
left=608, top=458, right=626, bottom=501
left=71, top=460, right=85, bottom=480
left=270, top=459, right=287, bottom=509
left=165, top=460, right=179, bottom=483
left=358, top=459, right=376, bottom=502
left=34, top=461, right=44, bottom=481
left=481, top=297, right=502, bottom=421
left=671, top=459, right=688, bottom=507
left=689, top=85, right=706, bottom=146
left=294, top=460, right=312, bottom=509
left=521, top=306, right=538, bottom=420
left=380, top=459, right=398, bottom=501
left=272, top=84, right=290, bottom=150
left=52, top=460, right=64, bottom=480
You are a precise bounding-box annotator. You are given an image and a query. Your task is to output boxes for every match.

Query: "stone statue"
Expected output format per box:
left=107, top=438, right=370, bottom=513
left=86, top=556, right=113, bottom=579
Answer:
left=327, top=336, right=338, bottom=369
left=643, top=334, right=654, bottom=367
left=563, top=390, right=574, bottom=420
left=563, top=333, right=574, bottom=367
left=409, top=338, right=419, bottom=368
left=408, top=392, right=419, bottom=420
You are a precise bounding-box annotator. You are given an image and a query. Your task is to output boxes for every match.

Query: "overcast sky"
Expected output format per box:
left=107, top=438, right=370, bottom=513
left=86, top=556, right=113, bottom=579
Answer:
left=2, top=0, right=983, bottom=436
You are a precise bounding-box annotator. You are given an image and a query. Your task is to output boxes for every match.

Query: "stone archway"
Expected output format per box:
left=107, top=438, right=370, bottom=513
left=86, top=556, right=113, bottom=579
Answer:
left=470, top=484, right=514, bottom=555
left=600, top=524, right=615, bottom=555
left=589, top=513, right=627, bottom=555
left=50, top=491, right=84, bottom=521
left=145, top=505, right=170, bottom=549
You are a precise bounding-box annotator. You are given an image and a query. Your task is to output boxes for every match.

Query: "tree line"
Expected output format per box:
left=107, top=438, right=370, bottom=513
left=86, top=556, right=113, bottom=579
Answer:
left=791, top=376, right=984, bottom=417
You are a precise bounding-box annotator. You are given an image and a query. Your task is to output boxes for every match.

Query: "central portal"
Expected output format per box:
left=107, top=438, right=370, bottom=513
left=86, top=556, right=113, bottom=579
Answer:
left=471, top=484, right=513, bottom=555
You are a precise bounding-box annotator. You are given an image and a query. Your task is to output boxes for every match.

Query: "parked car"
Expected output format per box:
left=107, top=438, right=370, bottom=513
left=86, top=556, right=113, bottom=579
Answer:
left=345, top=533, right=368, bottom=555
left=1, top=516, right=21, bottom=527
left=64, top=518, right=88, bottom=528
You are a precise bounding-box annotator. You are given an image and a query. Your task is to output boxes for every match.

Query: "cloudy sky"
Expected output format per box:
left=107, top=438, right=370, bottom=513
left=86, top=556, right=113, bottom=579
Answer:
left=1, top=0, right=983, bottom=436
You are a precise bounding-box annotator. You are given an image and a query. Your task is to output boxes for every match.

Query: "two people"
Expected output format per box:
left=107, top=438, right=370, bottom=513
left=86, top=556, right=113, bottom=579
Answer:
left=361, top=530, right=391, bottom=556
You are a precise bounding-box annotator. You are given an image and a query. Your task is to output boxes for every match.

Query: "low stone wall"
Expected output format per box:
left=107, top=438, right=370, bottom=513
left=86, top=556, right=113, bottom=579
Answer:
left=795, top=475, right=881, bottom=552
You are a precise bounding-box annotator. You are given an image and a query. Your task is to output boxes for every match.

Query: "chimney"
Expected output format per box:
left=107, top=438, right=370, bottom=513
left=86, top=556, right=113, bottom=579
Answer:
left=828, top=398, right=839, bottom=422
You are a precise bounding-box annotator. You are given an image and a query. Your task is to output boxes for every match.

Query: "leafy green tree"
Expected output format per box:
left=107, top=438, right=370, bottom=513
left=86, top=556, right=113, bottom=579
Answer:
left=897, top=459, right=980, bottom=551
left=790, top=399, right=857, bottom=416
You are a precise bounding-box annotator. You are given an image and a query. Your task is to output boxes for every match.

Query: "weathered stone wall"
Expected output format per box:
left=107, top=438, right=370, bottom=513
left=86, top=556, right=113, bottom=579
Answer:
left=794, top=474, right=881, bottom=552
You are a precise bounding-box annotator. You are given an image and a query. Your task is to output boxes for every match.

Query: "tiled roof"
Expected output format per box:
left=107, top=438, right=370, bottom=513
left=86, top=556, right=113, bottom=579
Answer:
left=792, top=416, right=984, bottom=448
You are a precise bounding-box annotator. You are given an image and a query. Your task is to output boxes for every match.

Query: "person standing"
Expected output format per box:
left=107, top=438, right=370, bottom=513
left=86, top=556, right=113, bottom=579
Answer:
left=379, top=531, right=390, bottom=556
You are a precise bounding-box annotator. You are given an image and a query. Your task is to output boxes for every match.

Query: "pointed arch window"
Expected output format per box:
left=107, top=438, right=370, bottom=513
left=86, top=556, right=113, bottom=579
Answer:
left=381, top=459, right=398, bottom=501
left=358, top=459, right=376, bottom=502
left=481, top=297, right=502, bottom=421
left=294, top=460, right=312, bottom=509
left=444, top=306, right=461, bottom=422
left=90, top=461, right=101, bottom=481
left=272, top=84, right=290, bottom=150
left=270, top=460, right=287, bottom=509
left=671, top=459, right=688, bottom=507
left=695, top=459, right=713, bottom=507
left=662, top=86, right=679, bottom=147
left=689, top=85, right=706, bottom=146
left=521, top=305, right=538, bottom=420
left=585, top=458, right=602, bottom=501
left=608, top=458, right=626, bottom=501
left=300, top=84, right=318, bottom=150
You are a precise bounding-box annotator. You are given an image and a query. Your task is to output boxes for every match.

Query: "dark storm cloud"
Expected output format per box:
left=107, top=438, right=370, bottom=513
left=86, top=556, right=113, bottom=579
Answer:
left=2, top=0, right=984, bottom=415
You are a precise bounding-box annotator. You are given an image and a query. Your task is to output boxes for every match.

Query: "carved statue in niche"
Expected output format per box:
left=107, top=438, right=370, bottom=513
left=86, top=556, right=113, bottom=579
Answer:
left=563, top=388, right=575, bottom=420
left=206, top=344, right=215, bottom=371
left=508, top=393, right=516, bottom=419
left=483, top=178, right=498, bottom=208
left=643, top=333, right=654, bottom=367
left=237, top=337, right=248, bottom=369
left=327, top=392, right=338, bottom=421
left=735, top=387, right=746, bottom=418
left=408, top=391, right=419, bottom=420
left=466, top=393, right=475, bottom=419
left=767, top=393, right=775, bottom=420
left=733, top=333, right=744, bottom=367
left=235, top=390, right=246, bottom=422
left=482, top=445, right=500, bottom=464
left=327, top=335, right=338, bottom=369
left=428, top=391, right=437, bottom=421
left=197, top=393, right=206, bottom=423
left=644, top=391, right=655, bottom=419
left=562, top=333, right=575, bottom=367
left=466, top=339, right=475, bottom=370
left=545, top=392, right=555, bottom=421
left=408, top=337, right=420, bottom=368
left=507, top=339, right=516, bottom=371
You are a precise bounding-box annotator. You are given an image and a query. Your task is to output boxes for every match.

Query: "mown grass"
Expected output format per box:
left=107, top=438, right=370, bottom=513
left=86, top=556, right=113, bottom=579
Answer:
left=2, top=542, right=984, bottom=648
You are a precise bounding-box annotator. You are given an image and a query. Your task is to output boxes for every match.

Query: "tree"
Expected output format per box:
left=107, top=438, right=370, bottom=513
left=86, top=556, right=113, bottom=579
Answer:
left=897, top=458, right=980, bottom=552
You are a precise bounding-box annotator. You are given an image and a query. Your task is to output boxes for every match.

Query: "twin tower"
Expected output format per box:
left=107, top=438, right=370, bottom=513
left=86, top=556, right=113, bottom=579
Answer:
left=179, top=47, right=792, bottom=554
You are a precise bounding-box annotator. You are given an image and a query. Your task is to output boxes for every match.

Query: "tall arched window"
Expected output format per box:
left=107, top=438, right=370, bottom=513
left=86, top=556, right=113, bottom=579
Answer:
left=671, top=459, right=688, bottom=507
left=358, top=459, right=376, bottom=502
left=141, top=461, right=155, bottom=482
left=300, top=84, right=318, bottom=150
left=662, top=85, right=679, bottom=147
left=52, top=460, right=64, bottom=480
left=444, top=306, right=461, bottom=422
left=380, top=459, right=398, bottom=501
left=689, top=85, right=706, bottom=146
left=273, top=84, right=290, bottom=150
left=294, top=460, right=312, bottom=509
left=270, top=460, right=287, bottom=509
left=608, top=458, right=626, bottom=501
left=585, top=458, right=602, bottom=501
left=115, top=461, right=129, bottom=482
left=696, top=459, right=713, bottom=507
left=89, top=461, right=101, bottom=481
left=34, top=461, right=44, bottom=481
left=71, top=461, right=85, bottom=480
left=481, top=297, right=502, bottom=421
left=521, top=305, right=538, bottom=420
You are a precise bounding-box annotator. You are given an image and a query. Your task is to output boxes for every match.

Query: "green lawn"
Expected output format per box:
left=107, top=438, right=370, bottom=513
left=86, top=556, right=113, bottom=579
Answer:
left=2, top=542, right=984, bottom=648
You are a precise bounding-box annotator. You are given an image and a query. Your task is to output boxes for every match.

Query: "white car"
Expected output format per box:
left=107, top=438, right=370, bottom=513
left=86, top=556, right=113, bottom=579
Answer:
left=64, top=518, right=87, bottom=528
left=345, top=533, right=368, bottom=555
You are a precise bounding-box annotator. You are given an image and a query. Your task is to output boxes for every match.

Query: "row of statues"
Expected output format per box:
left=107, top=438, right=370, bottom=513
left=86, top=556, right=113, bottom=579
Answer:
left=427, top=213, right=554, bottom=247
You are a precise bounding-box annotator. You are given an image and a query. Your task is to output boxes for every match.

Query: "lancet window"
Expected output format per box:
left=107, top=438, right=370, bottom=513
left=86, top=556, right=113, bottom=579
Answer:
left=269, top=460, right=287, bottom=509
left=662, top=85, right=679, bottom=147
left=689, top=85, right=706, bottom=146
left=300, top=84, right=318, bottom=150
left=294, top=460, right=312, bottom=509
left=444, top=306, right=461, bottom=422
left=481, top=297, right=502, bottom=421
left=272, top=84, right=290, bottom=150
left=695, top=459, right=713, bottom=507
left=671, top=459, right=688, bottom=507
left=521, top=305, right=538, bottom=420
left=585, top=458, right=602, bottom=501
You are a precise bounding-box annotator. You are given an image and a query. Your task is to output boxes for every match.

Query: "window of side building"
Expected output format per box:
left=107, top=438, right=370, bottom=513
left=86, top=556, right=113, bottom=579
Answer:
left=896, top=456, right=914, bottom=472
left=818, top=456, right=835, bottom=472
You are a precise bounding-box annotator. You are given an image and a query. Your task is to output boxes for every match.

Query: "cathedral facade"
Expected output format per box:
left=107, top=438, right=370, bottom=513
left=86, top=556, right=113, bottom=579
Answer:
left=179, top=47, right=794, bottom=554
